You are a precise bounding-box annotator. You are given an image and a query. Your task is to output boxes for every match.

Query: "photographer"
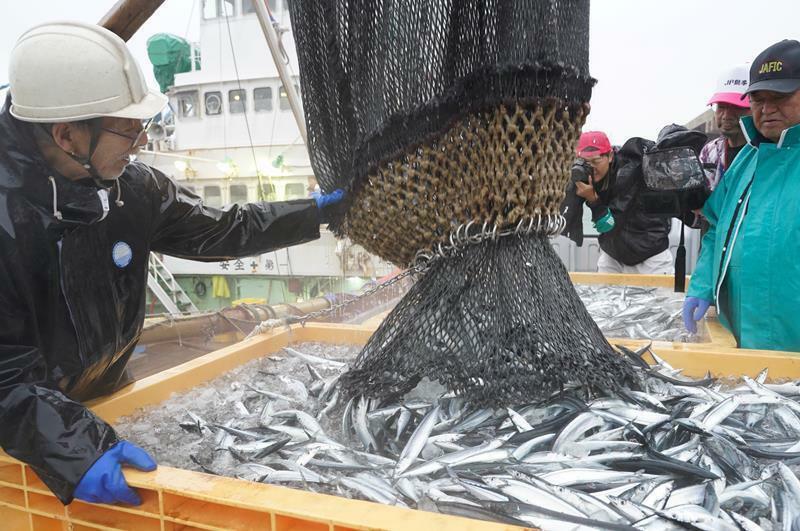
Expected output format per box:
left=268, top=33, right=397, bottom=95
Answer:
left=561, top=131, right=673, bottom=274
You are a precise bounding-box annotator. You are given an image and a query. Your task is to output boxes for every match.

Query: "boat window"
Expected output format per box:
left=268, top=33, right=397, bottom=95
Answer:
left=202, top=0, right=216, bottom=19
left=220, top=0, right=235, bottom=17
left=204, top=185, right=222, bottom=207
left=230, top=184, right=249, bottom=204
left=278, top=83, right=300, bottom=111
left=229, top=89, right=247, bottom=114
left=204, top=91, right=223, bottom=115
left=259, top=182, right=276, bottom=200
left=254, top=87, right=273, bottom=112
left=203, top=0, right=235, bottom=19
left=285, top=182, right=306, bottom=199
left=242, top=0, right=277, bottom=14
left=175, top=91, right=199, bottom=118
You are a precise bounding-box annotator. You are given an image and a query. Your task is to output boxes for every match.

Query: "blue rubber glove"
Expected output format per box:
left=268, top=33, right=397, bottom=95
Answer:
left=682, top=296, right=711, bottom=334
left=312, top=189, right=345, bottom=209
left=74, top=441, right=157, bottom=505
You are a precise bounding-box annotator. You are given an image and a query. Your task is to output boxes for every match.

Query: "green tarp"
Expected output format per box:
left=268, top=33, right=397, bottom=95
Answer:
left=146, top=33, right=199, bottom=93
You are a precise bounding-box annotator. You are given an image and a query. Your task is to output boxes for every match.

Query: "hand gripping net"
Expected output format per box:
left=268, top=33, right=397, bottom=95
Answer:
left=289, top=0, right=637, bottom=405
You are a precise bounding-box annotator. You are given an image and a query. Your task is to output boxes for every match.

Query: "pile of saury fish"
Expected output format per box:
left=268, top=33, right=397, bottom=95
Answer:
left=576, top=285, right=691, bottom=342
left=169, top=344, right=800, bottom=530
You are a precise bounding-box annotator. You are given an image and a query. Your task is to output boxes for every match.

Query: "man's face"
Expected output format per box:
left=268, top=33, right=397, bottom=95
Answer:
left=581, top=152, right=612, bottom=181
left=713, top=103, right=750, bottom=138
left=73, top=117, right=149, bottom=179
left=750, top=89, right=800, bottom=142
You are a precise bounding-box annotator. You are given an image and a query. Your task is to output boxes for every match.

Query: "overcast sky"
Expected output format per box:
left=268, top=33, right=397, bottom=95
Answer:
left=1, top=0, right=798, bottom=143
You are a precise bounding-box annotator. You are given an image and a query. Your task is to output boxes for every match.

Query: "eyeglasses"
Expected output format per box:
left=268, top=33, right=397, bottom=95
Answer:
left=100, top=118, right=154, bottom=149
left=582, top=154, right=609, bottom=167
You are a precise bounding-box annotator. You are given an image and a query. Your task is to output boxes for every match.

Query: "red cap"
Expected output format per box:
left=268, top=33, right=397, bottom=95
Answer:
left=576, top=131, right=612, bottom=158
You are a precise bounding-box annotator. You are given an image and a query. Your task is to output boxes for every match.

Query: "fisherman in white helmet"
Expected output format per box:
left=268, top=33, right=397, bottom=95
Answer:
left=0, top=22, right=344, bottom=506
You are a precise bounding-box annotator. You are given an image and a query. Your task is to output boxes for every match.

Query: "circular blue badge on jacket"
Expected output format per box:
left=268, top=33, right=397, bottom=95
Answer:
left=112, top=241, right=133, bottom=268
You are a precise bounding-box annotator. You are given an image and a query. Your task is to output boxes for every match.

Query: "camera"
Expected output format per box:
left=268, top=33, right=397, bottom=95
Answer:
left=571, top=157, right=594, bottom=184
left=640, top=125, right=710, bottom=218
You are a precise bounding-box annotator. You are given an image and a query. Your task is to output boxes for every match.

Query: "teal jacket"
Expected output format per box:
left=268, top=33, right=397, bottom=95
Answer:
left=688, top=117, right=800, bottom=352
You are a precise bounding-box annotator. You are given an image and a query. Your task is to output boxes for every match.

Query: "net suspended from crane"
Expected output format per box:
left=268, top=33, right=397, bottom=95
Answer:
left=289, top=0, right=637, bottom=405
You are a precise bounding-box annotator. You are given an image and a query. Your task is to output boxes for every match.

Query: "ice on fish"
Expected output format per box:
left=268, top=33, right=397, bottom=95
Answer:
left=576, top=284, right=704, bottom=342
left=115, top=341, right=800, bottom=529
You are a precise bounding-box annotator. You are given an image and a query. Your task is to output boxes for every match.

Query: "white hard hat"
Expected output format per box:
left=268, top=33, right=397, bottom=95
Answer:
left=8, top=21, right=167, bottom=123
left=707, top=64, right=750, bottom=108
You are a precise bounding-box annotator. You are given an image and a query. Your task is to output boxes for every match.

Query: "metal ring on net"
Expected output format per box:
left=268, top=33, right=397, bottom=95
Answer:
left=463, top=220, right=477, bottom=244
left=513, top=217, right=527, bottom=236
left=525, top=216, right=535, bottom=235
left=552, top=215, right=560, bottom=234
left=437, top=240, right=452, bottom=260
left=475, top=221, right=489, bottom=244
left=453, top=223, right=465, bottom=246
left=413, top=249, right=434, bottom=269
left=545, top=214, right=557, bottom=235
left=411, top=213, right=568, bottom=270
left=542, top=215, right=554, bottom=235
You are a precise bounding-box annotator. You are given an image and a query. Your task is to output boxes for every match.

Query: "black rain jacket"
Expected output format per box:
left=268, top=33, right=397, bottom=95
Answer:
left=561, top=137, right=671, bottom=265
left=0, top=101, right=320, bottom=504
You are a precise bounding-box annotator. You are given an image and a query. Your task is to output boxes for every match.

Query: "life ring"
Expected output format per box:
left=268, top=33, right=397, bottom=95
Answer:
left=194, top=280, right=207, bottom=297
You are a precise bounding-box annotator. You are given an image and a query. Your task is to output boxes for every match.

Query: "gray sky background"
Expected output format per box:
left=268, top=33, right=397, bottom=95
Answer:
left=0, top=1, right=798, bottom=143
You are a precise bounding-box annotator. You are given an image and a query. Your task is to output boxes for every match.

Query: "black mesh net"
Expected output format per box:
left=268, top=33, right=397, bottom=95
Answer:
left=289, top=0, right=638, bottom=406
left=290, top=0, right=595, bottom=226
left=341, top=236, right=638, bottom=406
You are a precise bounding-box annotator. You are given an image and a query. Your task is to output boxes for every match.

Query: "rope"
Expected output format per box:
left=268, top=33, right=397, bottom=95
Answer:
left=222, top=6, right=260, bottom=182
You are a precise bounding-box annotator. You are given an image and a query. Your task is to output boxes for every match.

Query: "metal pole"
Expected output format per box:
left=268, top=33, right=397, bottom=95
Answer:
left=99, top=0, right=167, bottom=41
left=251, top=0, right=309, bottom=145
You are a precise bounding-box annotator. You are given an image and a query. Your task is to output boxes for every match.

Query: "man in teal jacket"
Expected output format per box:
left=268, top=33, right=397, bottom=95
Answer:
left=683, top=40, right=800, bottom=351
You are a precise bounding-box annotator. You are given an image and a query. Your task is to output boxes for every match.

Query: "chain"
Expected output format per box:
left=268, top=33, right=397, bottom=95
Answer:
left=299, top=265, right=423, bottom=324
left=243, top=265, right=424, bottom=340
left=244, top=214, right=564, bottom=339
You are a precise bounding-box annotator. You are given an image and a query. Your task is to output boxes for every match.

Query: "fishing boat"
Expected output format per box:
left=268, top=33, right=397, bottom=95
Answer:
left=138, top=0, right=397, bottom=316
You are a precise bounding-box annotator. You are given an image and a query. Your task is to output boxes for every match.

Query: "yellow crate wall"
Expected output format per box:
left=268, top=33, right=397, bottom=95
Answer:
left=2, top=273, right=798, bottom=531
left=0, top=452, right=525, bottom=531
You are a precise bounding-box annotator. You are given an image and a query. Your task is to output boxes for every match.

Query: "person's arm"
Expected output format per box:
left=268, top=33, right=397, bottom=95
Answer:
left=681, top=151, right=743, bottom=332
left=560, top=178, right=586, bottom=245
left=586, top=192, right=615, bottom=234
left=143, top=166, right=322, bottom=259
left=580, top=165, right=639, bottom=235
left=686, top=160, right=730, bottom=302
left=0, top=254, right=118, bottom=504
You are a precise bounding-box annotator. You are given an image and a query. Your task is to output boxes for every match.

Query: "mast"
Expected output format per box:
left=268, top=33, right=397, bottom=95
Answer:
left=99, top=0, right=167, bottom=41
left=250, top=1, right=308, bottom=145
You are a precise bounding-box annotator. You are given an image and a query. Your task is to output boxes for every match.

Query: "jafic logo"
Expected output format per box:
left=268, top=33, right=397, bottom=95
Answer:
left=759, top=61, right=783, bottom=74
left=112, top=241, right=133, bottom=268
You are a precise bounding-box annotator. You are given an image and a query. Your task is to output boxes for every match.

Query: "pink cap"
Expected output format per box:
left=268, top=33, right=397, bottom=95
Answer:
left=708, top=65, right=750, bottom=108
left=576, top=131, right=612, bottom=157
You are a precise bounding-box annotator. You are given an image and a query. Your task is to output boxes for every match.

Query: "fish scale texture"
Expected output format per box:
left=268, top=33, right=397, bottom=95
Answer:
left=341, top=236, right=639, bottom=406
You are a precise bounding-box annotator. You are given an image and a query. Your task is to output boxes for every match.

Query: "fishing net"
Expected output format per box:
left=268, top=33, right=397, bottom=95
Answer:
left=289, top=0, right=637, bottom=405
